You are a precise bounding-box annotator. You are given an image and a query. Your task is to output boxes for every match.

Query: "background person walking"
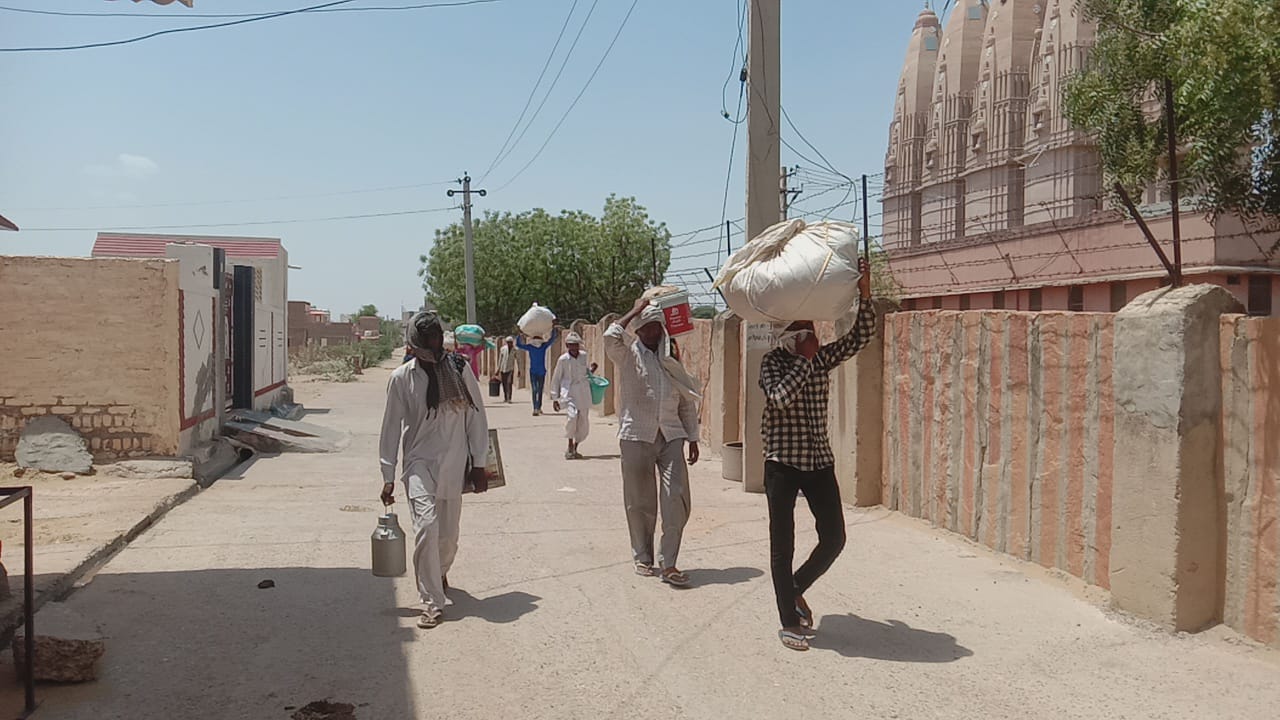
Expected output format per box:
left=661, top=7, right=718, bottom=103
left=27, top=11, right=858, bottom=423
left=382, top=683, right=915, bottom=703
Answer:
left=604, top=299, right=701, bottom=587
left=551, top=331, right=591, bottom=460
left=517, top=326, right=558, bottom=416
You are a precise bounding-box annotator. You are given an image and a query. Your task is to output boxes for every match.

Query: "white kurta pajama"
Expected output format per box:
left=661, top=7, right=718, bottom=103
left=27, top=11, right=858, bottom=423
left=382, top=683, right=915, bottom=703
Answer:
left=550, top=352, right=591, bottom=444
left=379, top=358, right=488, bottom=615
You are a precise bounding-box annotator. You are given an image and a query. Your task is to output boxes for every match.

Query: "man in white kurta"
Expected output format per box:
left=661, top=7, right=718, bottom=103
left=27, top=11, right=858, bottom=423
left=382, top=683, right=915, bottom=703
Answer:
left=380, top=311, right=489, bottom=629
left=550, top=331, right=591, bottom=460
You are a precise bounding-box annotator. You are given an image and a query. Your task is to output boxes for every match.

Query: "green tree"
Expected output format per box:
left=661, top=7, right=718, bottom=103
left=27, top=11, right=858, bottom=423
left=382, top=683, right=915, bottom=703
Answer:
left=1063, top=0, right=1280, bottom=219
left=419, top=195, right=671, bottom=331
left=355, top=304, right=379, bottom=318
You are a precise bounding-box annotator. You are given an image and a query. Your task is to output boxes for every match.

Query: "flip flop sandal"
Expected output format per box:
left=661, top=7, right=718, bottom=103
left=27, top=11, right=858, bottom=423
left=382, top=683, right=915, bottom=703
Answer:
left=779, top=629, right=810, bottom=651
left=634, top=562, right=656, bottom=577
left=795, top=604, right=815, bottom=632
left=417, top=610, right=443, bottom=629
left=660, top=569, right=691, bottom=587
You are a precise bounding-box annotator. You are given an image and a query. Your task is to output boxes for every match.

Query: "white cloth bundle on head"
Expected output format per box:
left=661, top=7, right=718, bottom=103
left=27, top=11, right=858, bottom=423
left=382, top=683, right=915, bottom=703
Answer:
left=713, top=219, right=863, bottom=323
left=518, top=303, right=556, bottom=338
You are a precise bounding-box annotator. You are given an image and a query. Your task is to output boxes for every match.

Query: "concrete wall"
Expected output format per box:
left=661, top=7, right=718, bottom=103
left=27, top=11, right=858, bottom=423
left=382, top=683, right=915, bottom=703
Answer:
left=1220, top=314, right=1280, bottom=647
left=167, top=244, right=221, bottom=452
left=882, top=310, right=1117, bottom=588
left=0, top=256, right=183, bottom=461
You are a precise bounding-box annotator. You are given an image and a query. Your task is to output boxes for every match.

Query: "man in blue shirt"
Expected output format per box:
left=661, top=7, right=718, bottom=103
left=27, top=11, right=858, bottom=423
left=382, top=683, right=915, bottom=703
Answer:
left=516, top=325, right=559, bottom=416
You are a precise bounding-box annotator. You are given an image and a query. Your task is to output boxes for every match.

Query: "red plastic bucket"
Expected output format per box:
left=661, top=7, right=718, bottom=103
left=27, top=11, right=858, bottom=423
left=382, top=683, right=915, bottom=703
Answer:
left=653, top=290, right=695, bottom=336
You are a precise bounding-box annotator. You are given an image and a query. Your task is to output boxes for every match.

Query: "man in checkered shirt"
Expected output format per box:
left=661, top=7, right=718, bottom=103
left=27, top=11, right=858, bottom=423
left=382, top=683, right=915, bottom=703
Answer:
left=759, top=257, right=875, bottom=651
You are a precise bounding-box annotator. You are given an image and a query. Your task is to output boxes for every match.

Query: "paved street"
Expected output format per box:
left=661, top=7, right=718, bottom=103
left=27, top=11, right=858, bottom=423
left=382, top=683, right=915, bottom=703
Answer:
left=6, top=363, right=1279, bottom=720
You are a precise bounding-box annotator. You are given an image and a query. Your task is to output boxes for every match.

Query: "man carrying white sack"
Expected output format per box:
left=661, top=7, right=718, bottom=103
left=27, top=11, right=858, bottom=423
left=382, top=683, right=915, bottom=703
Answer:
left=551, top=331, right=592, bottom=460
left=379, top=311, right=489, bottom=630
left=605, top=300, right=701, bottom=587
left=761, top=257, right=874, bottom=651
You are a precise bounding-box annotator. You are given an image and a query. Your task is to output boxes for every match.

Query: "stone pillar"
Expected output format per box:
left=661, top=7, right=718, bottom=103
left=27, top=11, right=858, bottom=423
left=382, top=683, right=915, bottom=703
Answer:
left=1110, top=284, right=1241, bottom=631
left=704, top=312, right=742, bottom=458
left=845, top=299, right=897, bottom=506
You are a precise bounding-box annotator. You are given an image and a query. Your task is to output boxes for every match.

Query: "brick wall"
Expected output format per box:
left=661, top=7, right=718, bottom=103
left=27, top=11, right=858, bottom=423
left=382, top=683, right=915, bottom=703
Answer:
left=0, top=256, right=182, bottom=462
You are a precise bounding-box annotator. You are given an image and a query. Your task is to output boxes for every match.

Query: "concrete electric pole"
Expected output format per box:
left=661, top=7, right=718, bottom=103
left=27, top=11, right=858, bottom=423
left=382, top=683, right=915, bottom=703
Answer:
left=447, top=173, right=487, bottom=324
left=742, top=0, right=781, bottom=494
left=780, top=165, right=801, bottom=219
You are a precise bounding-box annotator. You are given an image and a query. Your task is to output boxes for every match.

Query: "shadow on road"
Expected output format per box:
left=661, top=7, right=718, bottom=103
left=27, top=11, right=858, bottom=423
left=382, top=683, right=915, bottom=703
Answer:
left=0, top=568, right=421, bottom=719
left=579, top=454, right=622, bottom=461
left=692, top=566, right=764, bottom=587
left=446, top=589, right=541, bottom=623
left=810, top=614, right=973, bottom=663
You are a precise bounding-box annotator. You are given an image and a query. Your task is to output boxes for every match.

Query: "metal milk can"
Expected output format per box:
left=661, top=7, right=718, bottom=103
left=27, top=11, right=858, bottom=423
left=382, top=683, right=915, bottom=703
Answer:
left=371, top=509, right=407, bottom=577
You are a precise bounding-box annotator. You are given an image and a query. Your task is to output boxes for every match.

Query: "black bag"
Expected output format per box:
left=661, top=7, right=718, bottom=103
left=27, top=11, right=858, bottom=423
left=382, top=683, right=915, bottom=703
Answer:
left=488, top=377, right=501, bottom=397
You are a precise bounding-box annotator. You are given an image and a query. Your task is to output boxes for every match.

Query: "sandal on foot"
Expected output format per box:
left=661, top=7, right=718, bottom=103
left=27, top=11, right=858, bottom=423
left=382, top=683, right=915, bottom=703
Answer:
left=417, top=610, right=443, bottom=629
left=795, top=596, right=815, bottom=633
left=660, top=568, right=691, bottom=587
left=779, top=629, right=810, bottom=651
left=634, top=562, right=656, bottom=577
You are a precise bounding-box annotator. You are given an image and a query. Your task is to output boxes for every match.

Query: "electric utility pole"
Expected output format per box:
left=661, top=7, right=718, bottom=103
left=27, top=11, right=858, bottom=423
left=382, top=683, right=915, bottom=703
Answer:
left=780, top=165, right=801, bottom=219
left=742, top=0, right=781, bottom=495
left=447, top=173, right=486, bottom=324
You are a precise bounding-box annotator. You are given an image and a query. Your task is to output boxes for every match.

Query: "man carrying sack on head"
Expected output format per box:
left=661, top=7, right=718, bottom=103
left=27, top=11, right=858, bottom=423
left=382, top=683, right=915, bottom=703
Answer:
left=605, top=300, right=701, bottom=587
left=760, top=258, right=874, bottom=651
left=379, top=311, right=489, bottom=630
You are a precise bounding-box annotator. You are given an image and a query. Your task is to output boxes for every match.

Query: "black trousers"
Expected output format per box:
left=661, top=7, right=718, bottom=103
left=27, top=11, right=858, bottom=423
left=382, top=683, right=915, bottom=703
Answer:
left=501, top=371, right=514, bottom=402
left=764, top=460, right=846, bottom=628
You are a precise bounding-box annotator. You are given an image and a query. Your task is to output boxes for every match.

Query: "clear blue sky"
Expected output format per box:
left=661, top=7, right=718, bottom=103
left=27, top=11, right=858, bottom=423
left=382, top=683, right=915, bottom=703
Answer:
left=1, top=0, right=924, bottom=317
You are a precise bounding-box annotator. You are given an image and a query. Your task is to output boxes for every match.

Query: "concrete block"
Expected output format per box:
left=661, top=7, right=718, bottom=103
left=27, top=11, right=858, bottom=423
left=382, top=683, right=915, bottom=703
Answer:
left=1110, top=284, right=1242, bottom=631
left=12, top=603, right=106, bottom=683
left=15, top=416, right=93, bottom=474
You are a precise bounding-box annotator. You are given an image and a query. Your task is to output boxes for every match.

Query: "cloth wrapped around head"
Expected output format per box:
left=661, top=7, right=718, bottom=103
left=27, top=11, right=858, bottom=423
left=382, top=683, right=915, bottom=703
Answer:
left=565, top=332, right=583, bottom=345
left=638, top=304, right=666, bottom=328
left=406, top=311, right=472, bottom=413
left=407, top=310, right=445, bottom=350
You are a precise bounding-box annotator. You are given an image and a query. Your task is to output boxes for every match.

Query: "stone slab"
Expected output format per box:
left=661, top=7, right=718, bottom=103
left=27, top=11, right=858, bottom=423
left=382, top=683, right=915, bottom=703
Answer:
left=15, top=417, right=92, bottom=474
left=11, top=603, right=105, bottom=683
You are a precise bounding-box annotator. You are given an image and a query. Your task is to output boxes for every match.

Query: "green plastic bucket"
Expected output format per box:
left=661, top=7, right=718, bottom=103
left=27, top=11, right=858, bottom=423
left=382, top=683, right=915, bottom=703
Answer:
left=588, top=374, right=610, bottom=405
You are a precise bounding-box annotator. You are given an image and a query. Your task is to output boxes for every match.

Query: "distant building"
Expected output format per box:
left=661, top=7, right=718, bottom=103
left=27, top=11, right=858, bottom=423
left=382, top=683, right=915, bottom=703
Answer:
left=881, top=2, right=1279, bottom=314
left=288, top=301, right=355, bottom=349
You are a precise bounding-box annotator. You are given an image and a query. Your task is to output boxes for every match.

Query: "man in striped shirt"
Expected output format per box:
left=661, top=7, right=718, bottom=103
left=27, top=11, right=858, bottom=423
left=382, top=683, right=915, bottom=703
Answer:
left=759, top=257, right=875, bottom=651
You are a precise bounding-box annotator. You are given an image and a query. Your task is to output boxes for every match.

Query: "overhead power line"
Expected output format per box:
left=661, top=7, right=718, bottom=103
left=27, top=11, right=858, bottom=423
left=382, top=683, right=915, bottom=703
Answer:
left=0, top=0, right=504, bottom=20
left=13, top=179, right=457, bottom=212
left=19, top=205, right=459, bottom=232
left=492, top=0, right=640, bottom=192
left=0, top=0, right=506, bottom=52
left=478, top=0, right=583, bottom=183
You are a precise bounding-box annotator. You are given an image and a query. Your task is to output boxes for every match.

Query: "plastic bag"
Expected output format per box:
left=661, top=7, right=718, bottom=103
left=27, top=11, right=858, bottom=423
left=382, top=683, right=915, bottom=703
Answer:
left=518, top=303, right=556, bottom=339
left=713, top=219, right=862, bottom=323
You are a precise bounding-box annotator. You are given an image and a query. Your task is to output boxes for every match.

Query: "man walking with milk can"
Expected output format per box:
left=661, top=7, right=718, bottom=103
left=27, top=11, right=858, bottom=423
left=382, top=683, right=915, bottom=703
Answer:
left=759, top=258, right=874, bottom=651
left=605, top=299, right=701, bottom=587
left=379, top=311, right=489, bottom=629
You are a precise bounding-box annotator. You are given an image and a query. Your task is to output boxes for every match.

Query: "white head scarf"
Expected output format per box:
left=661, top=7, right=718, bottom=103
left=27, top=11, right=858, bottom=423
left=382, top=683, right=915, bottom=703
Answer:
left=565, top=332, right=583, bottom=345
left=638, top=304, right=666, bottom=328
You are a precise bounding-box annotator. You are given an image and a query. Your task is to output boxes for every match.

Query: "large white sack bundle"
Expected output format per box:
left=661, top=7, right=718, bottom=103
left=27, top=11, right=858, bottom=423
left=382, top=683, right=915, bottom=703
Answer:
left=518, top=303, right=556, bottom=338
left=713, top=219, right=862, bottom=323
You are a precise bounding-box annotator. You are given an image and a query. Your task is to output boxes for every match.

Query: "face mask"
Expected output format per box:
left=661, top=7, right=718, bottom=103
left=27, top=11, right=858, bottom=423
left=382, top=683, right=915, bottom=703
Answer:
left=776, top=329, right=813, bottom=354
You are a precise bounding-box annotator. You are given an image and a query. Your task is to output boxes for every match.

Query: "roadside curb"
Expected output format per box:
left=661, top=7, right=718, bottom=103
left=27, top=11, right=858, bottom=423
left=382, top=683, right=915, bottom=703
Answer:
left=0, top=481, right=202, bottom=644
